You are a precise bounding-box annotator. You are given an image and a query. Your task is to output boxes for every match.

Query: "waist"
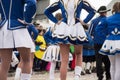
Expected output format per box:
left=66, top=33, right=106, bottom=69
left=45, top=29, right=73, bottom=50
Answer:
left=0, top=20, right=26, bottom=30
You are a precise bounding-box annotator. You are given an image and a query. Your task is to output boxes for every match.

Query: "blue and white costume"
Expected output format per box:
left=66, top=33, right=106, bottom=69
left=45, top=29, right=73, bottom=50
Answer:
left=43, top=27, right=73, bottom=61
left=83, top=31, right=95, bottom=56
left=0, top=0, right=36, bottom=48
left=96, top=12, right=120, bottom=55
left=44, top=0, right=95, bottom=45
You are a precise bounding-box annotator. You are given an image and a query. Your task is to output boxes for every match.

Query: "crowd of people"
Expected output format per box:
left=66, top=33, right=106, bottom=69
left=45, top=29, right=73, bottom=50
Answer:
left=0, top=0, right=120, bottom=80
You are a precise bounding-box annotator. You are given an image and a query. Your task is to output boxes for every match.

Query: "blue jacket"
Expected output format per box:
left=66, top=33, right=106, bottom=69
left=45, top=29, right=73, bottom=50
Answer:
left=27, top=24, right=38, bottom=40
left=0, top=0, right=36, bottom=30
left=89, top=16, right=107, bottom=44
left=96, top=12, right=120, bottom=41
left=44, top=0, right=95, bottom=24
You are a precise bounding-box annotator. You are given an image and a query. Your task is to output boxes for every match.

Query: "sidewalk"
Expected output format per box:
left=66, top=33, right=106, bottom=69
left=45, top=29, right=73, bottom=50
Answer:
left=8, top=71, right=101, bottom=80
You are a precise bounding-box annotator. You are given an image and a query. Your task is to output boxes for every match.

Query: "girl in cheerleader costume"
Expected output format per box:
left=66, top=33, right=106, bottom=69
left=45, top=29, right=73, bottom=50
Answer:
left=14, top=24, right=38, bottom=80
left=0, top=0, right=36, bottom=80
left=43, top=13, right=73, bottom=80
left=44, top=0, right=95, bottom=80
left=96, top=2, right=120, bottom=80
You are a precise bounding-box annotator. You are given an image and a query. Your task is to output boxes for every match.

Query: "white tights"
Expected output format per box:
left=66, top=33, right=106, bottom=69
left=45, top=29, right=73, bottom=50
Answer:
left=109, top=54, right=120, bottom=80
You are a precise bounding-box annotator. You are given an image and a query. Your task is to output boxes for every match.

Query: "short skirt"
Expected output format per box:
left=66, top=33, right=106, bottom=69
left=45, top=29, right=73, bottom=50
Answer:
left=0, top=21, right=34, bottom=49
left=44, top=22, right=88, bottom=45
left=99, top=34, right=120, bottom=55
left=30, top=42, right=35, bottom=53
left=42, top=45, right=73, bottom=62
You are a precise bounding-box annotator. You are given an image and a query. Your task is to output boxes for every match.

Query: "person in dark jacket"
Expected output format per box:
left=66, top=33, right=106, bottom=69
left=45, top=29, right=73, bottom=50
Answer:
left=89, top=6, right=111, bottom=80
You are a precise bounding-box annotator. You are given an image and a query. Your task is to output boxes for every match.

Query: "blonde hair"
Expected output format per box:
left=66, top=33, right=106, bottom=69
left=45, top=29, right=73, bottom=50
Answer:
left=112, top=2, right=120, bottom=14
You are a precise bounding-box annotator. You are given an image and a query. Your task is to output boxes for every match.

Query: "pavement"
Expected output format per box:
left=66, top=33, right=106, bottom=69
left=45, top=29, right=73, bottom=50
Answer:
left=7, top=70, right=104, bottom=80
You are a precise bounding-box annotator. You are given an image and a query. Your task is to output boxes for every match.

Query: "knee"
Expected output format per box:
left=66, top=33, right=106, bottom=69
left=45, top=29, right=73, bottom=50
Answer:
left=75, top=52, right=82, bottom=56
left=21, top=57, right=31, bottom=64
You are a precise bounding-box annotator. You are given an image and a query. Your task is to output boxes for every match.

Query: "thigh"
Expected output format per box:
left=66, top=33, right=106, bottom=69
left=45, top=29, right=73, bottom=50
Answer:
left=74, top=45, right=83, bottom=54
left=17, top=47, right=31, bottom=61
left=59, top=44, right=70, bottom=62
left=0, top=49, right=12, bottom=65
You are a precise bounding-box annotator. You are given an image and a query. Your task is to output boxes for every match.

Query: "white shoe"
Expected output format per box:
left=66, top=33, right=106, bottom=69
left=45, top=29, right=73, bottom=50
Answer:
left=49, top=78, right=54, bottom=80
left=74, top=75, right=80, bottom=80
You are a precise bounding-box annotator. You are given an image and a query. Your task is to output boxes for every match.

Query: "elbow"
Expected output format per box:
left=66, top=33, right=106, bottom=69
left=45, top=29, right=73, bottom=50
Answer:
left=44, top=9, right=49, bottom=16
left=90, top=11, right=95, bottom=17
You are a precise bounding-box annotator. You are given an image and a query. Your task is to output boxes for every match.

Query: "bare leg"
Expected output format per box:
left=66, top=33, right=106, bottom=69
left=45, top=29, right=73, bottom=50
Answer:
left=74, top=45, right=83, bottom=67
left=74, top=45, right=83, bottom=80
left=14, top=52, right=34, bottom=80
left=59, top=44, right=70, bottom=80
left=17, top=47, right=31, bottom=73
left=14, top=56, right=22, bottom=80
left=30, top=53, right=34, bottom=70
left=0, top=49, right=12, bottom=80
left=16, top=52, right=34, bottom=71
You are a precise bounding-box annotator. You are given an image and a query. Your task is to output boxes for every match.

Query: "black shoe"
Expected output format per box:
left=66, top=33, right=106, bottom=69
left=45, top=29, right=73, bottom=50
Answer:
left=81, top=71, right=86, bottom=75
left=34, top=68, right=40, bottom=71
left=86, top=69, right=91, bottom=74
left=98, top=77, right=103, bottom=80
left=91, top=67, right=96, bottom=73
left=106, top=78, right=111, bottom=80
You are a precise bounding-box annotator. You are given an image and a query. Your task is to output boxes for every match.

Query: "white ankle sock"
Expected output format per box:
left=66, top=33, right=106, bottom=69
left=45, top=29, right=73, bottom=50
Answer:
left=74, top=66, right=82, bottom=77
left=20, top=73, right=31, bottom=80
left=14, top=68, right=21, bottom=80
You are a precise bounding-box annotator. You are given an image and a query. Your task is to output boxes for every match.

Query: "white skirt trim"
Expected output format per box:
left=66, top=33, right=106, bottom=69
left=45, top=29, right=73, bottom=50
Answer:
left=42, top=45, right=73, bottom=62
left=100, top=40, right=120, bottom=55
left=52, top=22, right=88, bottom=42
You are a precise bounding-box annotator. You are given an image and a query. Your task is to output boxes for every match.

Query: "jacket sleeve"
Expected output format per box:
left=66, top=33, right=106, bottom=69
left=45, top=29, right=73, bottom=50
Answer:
left=31, top=25, right=39, bottom=40
left=88, top=20, right=95, bottom=36
left=24, top=0, right=36, bottom=23
left=82, top=0, right=95, bottom=23
left=95, top=18, right=108, bottom=38
left=44, top=2, right=60, bottom=23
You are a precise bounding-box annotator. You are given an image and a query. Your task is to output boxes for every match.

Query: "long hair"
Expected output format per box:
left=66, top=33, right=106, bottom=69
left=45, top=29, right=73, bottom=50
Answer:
left=112, top=2, right=120, bottom=14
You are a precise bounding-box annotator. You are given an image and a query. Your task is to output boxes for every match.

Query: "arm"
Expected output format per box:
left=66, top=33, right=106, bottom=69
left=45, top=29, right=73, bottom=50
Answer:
left=44, top=2, right=60, bottom=23
left=30, top=25, right=39, bottom=40
left=82, top=0, right=96, bottom=23
left=24, top=0, right=36, bottom=23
